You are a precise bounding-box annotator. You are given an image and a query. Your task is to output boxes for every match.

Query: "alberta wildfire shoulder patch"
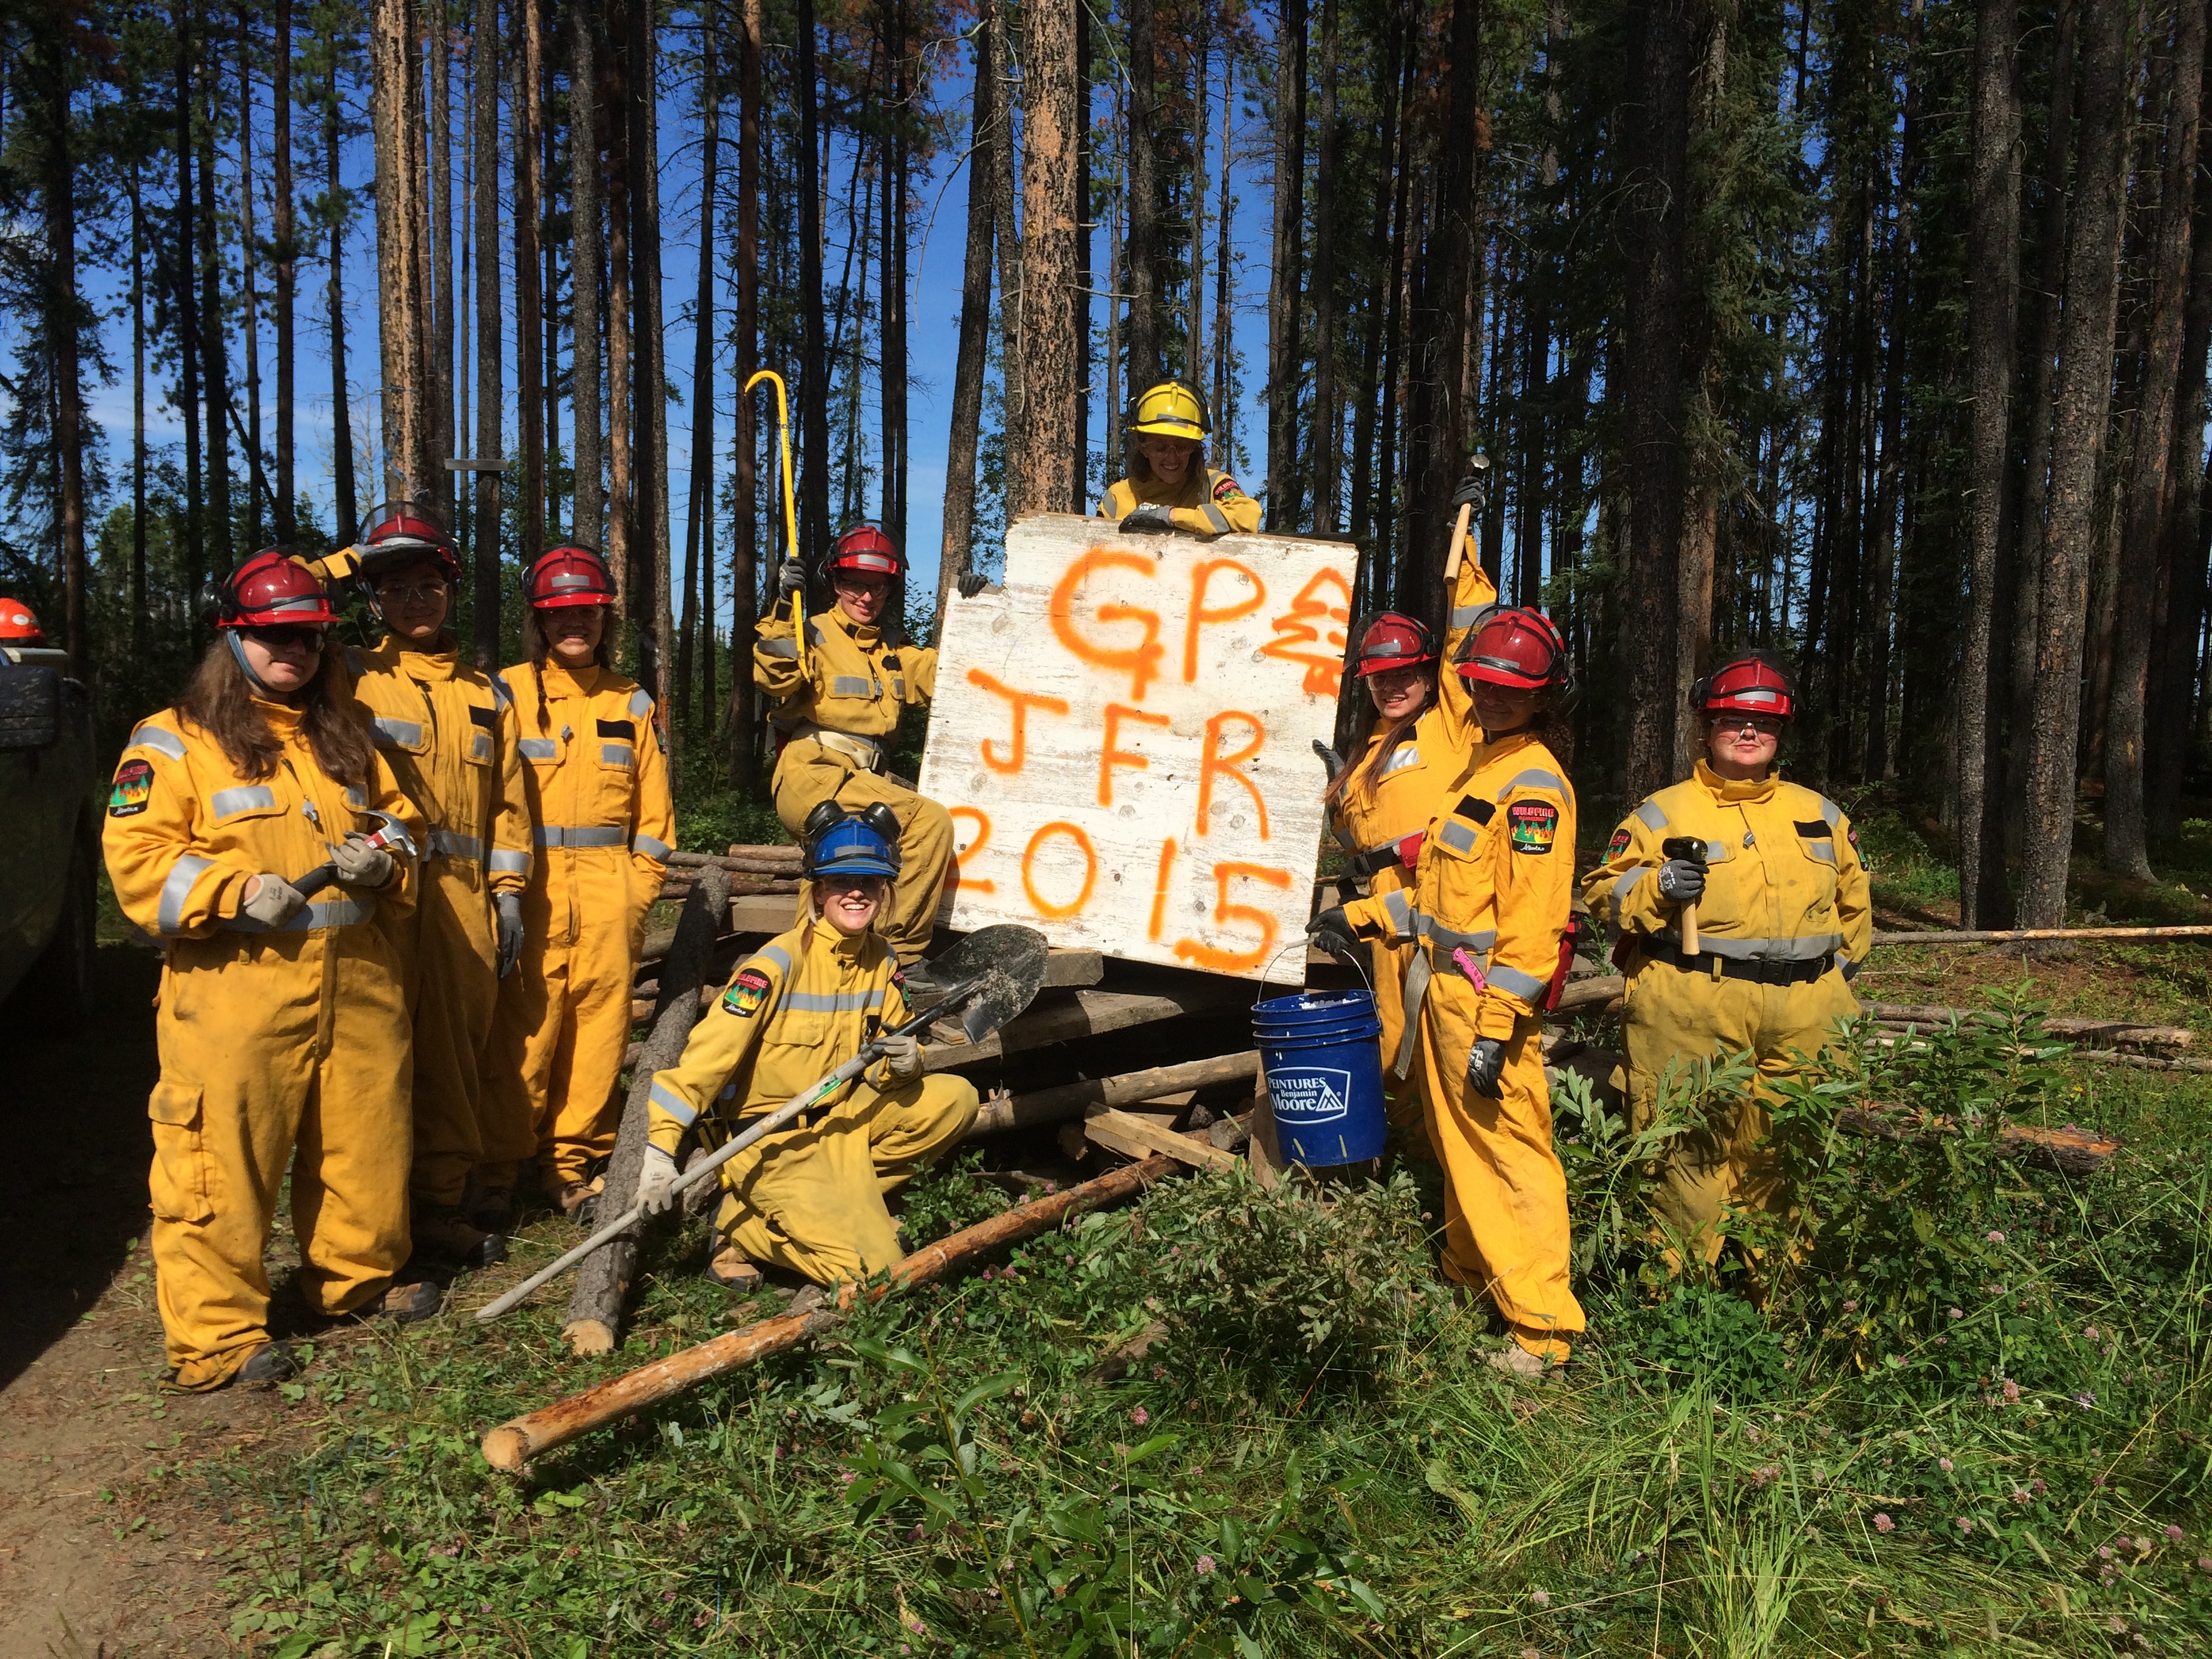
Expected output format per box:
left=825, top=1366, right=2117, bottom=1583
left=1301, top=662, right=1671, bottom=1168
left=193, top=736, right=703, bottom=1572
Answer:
left=1508, top=800, right=1559, bottom=855
left=1607, top=825, right=1632, bottom=857
left=722, top=967, right=773, bottom=1018
left=108, top=759, right=154, bottom=818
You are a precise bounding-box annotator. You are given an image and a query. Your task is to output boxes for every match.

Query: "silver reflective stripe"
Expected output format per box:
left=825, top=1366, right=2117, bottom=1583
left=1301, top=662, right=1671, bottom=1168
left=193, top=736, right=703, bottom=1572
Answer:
left=649, top=1079, right=699, bottom=1128
left=752, top=944, right=794, bottom=977
left=1449, top=602, right=1494, bottom=629
left=1496, top=768, right=1568, bottom=798
left=830, top=675, right=874, bottom=698
left=781, top=989, right=886, bottom=1014
left=1199, top=501, right=1231, bottom=534
left=1634, top=800, right=1668, bottom=832
left=806, top=619, right=825, bottom=647
left=488, top=848, right=530, bottom=874
left=491, top=676, right=513, bottom=708
left=470, top=733, right=493, bottom=762
left=1613, top=866, right=1650, bottom=909
left=224, top=897, right=373, bottom=933
left=429, top=830, right=484, bottom=861
left=209, top=785, right=277, bottom=819
left=1425, top=922, right=1497, bottom=953
left=1820, top=796, right=1842, bottom=827
left=634, top=834, right=672, bottom=859
left=1838, top=953, right=1860, bottom=982
left=534, top=825, right=629, bottom=848
left=890, top=678, right=907, bottom=699
left=1380, top=744, right=1422, bottom=777
left=600, top=742, right=635, bottom=766
left=1700, top=839, right=1732, bottom=863
left=1664, top=930, right=1843, bottom=962
left=629, top=689, right=651, bottom=718
left=757, top=636, right=799, bottom=659
left=1488, top=964, right=1549, bottom=1001
left=1438, top=819, right=1479, bottom=855
left=158, top=854, right=215, bottom=935
left=1805, top=842, right=1836, bottom=865
left=371, top=716, right=425, bottom=747
left=128, top=723, right=188, bottom=761
left=519, top=738, right=557, bottom=760
left=1382, top=888, right=1415, bottom=942
left=1395, top=952, right=1431, bottom=1079
left=345, top=785, right=367, bottom=808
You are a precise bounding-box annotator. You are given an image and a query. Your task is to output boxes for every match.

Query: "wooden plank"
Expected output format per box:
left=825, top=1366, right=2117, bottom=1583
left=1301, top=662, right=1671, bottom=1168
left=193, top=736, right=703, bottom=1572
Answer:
left=967, top=1050, right=1263, bottom=1134
left=1043, top=948, right=1105, bottom=987
left=1873, top=924, right=2212, bottom=945
left=1864, top=1002, right=2194, bottom=1048
left=1083, top=1108, right=1240, bottom=1170
left=924, top=981, right=1247, bottom=1071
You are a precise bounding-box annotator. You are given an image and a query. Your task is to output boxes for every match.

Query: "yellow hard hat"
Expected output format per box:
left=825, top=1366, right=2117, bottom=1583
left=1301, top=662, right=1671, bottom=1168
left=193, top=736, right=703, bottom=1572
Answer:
left=1130, top=380, right=1210, bottom=440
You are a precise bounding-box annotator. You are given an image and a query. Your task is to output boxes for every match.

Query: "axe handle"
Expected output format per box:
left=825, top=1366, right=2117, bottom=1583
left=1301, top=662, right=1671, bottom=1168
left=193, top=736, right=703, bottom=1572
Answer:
left=1444, top=503, right=1471, bottom=581
left=1681, top=900, right=1700, bottom=957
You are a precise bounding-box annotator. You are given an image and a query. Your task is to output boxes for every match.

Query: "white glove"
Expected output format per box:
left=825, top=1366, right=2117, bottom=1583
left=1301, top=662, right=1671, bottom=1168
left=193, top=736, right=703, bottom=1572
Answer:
left=495, top=893, right=525, bottom=979
left=879, top=1031, right=923, bottom=1082
left=331, top=832, right=396, bottom=890
left=634, top=1145, right=680, bottom=1216
left=240, top=873, right=308, bottom=928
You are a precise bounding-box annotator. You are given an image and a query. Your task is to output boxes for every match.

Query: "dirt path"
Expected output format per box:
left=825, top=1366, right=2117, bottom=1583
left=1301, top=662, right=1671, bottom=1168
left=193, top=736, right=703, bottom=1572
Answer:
left=0, top=943, right=288, bottom=1658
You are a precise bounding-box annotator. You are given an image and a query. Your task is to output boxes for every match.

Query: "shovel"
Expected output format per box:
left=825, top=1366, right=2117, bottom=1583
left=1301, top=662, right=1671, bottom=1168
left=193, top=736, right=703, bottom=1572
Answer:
left=475, top=924, right=1050, bottom=1322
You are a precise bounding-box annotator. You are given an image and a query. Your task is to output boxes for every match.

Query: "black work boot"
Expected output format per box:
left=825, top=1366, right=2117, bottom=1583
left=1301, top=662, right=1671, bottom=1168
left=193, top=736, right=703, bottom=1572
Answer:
left=411, top=1203, right=508, bottom=1270
left=237, top=1340, right=299, bottom=1388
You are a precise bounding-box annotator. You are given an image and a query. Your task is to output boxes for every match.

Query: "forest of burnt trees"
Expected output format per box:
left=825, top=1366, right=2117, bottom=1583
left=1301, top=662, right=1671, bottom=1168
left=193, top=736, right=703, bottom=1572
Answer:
left=3, top=0, right=2210, bottom=927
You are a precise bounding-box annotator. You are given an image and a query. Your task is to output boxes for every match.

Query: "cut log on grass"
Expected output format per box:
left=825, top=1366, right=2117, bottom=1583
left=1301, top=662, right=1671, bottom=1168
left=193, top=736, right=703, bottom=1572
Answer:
left=966, top=1050, right=1263, bottom=1135
left=1551, top=975, right=1624, bottom=1018
left=1864, top=1003, right=2194, bottom=1048
left=1082, top=1107, right=1240, bottom=1170
left=663, top=846, right=804, bottom=875
left=924, top=981, right=1250, bottom=1071
left=1872, top=925, right=2212, bottom=945
left=1834, top=1105, right=2121, bottom=1178
left=566, top=864, right=733, bottom=1356
left=480, top=1154, right=1179, bottom=1471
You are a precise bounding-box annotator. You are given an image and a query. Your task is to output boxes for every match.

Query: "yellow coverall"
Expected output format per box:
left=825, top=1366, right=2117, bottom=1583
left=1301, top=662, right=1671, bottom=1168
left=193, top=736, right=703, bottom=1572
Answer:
left=1581, top=761, right=1872, bottom=1263
left=102, top=702, right=421, bottom=1391
left=644, top=916, right=979, bottom=1284
left=1343, top=733, right=1583, bottom=1362
left=754, top=605, right=951, bottom=962
left=1097, top=466, right=1263, bottom=535
left=1325, top=558, right=1498, bottom=1118
left=346, top=638, right=532, bottom=1210
left=480, top=663, right=674, bottom=1193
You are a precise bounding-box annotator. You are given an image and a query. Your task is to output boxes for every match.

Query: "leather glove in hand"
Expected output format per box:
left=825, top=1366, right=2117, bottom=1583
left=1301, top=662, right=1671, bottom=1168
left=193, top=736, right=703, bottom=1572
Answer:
left=495, top=893, right=525, bottom=979
left=1450, top=465, right=1492, bottom=514
left=330, top=832, right=395, bottom=890
left=634, top=1144, right=681, bottom=1216
left=879, top=1031, right=923, bottom=1082
left=1656, top=858, right=1707, bottom=902
left=1312, top=737, right=1348, bottom=785
left=1120, top=503, right=1175, bottom=533
left=240, top=873, right=308, bottom=928
left=1308, top=905, right=1363, bottom=963
left=1465, top=1037, right=1507, bottom=1097
left=777, top=561, right=806, bottom=600
left=956, top=571, right=989, bottom=599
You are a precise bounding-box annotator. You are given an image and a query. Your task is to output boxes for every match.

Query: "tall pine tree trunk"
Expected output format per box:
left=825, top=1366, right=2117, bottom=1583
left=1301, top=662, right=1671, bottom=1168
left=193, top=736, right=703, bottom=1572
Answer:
left=2105, top=0, right=2205, bottom=879
left=199, top=54, right=233, bottom=575
left=1960, top=0, right=2022, bottom=928
left=2018, top=0, right=2132, bottom=927
left=238, top=16, right=266, bottom=548
left=728, top=0, right=762, bottom=787
left=1124, top=0, right=1160, bottom=394
left=1071, top=0, right=1089, bottom=501
left=881, top=0, right=909, bottom=550
left=797, top=0, right=829, bottom=563
left=939, top=14, right=997, bottom=605
left=176, top=18, right=205, bottom=642
left=607, top=4, right=634, bottom=609
left=472, top=0, right=501, bottom=665
left=571, top=0, right=602, bottom=548
left=1012, top=0, right=1078, bottom=516
left=371, top=0, right=425, bottom=506
left=1309, top=0, right=1340, bottom=532
left=325, top=36, right=356, bottom=539
left=994, top=0, right=1025, bottom=514
left=42, top=34, right=86, bottom=673
left=131, top=159, right=148, bottom=663
left=514, top=0, right=545, bottom=555
left=681, top=20, right=719, bottom=730
left=1265, top=0, right=1305, bottom=529
left=430, top=1, right=455, bottom=523
left=274, top=0, right=295, bottom=539
left=633, top=0, right=673, bottom=715
left=1410, top=0, right=1481, bottom=610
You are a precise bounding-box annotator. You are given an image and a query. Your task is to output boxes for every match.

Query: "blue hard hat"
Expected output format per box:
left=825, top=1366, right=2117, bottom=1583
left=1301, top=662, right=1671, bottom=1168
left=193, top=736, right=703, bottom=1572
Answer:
left=805, top=815, right=899, bottom=880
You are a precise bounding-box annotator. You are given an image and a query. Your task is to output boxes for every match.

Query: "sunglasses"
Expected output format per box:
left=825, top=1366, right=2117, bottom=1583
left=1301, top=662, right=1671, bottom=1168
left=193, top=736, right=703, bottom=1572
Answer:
left=377, top=579, right=449, bottom=605
left=1716, top=716, right=1784, bottom=737
left=248, top=625, right=327, bottom=651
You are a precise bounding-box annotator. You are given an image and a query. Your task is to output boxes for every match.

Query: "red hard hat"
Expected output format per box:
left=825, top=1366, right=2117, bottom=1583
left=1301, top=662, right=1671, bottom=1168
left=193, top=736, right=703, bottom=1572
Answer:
left=1455, top=605, right=1570, bottom=691
left=358, top=499, right=462, bottom=583
left=218, top=549, right=343, bottom=630
left=825, top=522, right=904, bottom=578
left=524, top=544, right=616, bottom=609
left=0, top=597, right=45, bottom=644
left=1353, top=612, right=1437, bottom=677
left=1694, top=651, right=1796, bottom=721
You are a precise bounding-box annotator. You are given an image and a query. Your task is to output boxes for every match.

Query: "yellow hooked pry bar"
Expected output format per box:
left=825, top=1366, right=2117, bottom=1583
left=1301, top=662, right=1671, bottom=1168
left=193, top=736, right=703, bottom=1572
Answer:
left=745, top=369, right=805, bottom=676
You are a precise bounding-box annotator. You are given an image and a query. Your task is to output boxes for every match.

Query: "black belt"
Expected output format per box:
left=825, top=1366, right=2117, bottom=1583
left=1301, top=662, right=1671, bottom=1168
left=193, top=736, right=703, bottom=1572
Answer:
left=1649, top=943, right=1835, bottom=986
left=1344, top=843, right=1404, bottom=879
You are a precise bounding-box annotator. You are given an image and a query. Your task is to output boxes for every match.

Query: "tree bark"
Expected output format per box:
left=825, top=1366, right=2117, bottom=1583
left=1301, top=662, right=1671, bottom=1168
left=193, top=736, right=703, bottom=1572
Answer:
left=514, top=0, right=546, bottom=556
left=325, top=33, right=356, bottom=541
left=238, top=14, right=266, bottom=548
left=882, top=0, right=909, bottom=551
left=571, top=0, right=602, bottom=549
left=681, top=22, right=720, bottom=732
left=1265, top=0, right=1305, bottom=529
left=2018, top=0, right=2133, bottom=928
left=130, top=159, right=148, bottom=663
left=993, top=0, right=1025, bottom=514
left=607, top=5, right=634, bottom=609
left=1124, top=0, right=1160, bottom=394
left=199, top=52, right=233, bottom=575
left=430, top=1, right=454, bottom=525
left=274, top=0, right=296, bottom=540
left=1308, top=0, right=1340, bottom=532
left=633, top=0, right=673, bottom=718
left=42, top=34, right=85, bottom=674
left=472, top=0, right=501, bottom=668
left=2105, top=0, right=2206, bottom=880
left=1618, top=0, right=1694, bottom=801
left=939, top=14, right=997, bottom=607
left=175, top=15, right=205, bottom=644
left=1960, top=0, right=2022, bottom=928
left=1012, top=0, right=1078, bottom=516
left=728, top=0, right=762, bottom=788
left=1071, top=0, right=1090, bottom=503
left=371, top=0, right=425, bottom=506
left=797, top=0, right=829, bottom=565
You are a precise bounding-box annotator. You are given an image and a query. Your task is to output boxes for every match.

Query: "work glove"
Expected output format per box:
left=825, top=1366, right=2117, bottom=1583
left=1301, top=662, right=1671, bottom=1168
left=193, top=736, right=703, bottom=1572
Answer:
left=1308, top=905, right=1363, bottom=963
left=330, top=832, right=396, bottom=890
left=1312, top=738, right=1347, bottom=786
left=1120, top=503, right=1175, bottom=534
left=879, top=1031, right=923, bottom=1082
left=495, top=893, right=525, bottom=979
left=777, top=561, right=806, bottom=600
left=1466, top=1037, right=1507, bottom=1098
left=1451, top=464, right=1492, bottom=516
left=634, top=1144, right=681, bottom=1217
left=1656, top=859, right=1706, bottom=903
left=239, top=872, right=308, bottom=928
left=956, top=571, right=989, bottom=599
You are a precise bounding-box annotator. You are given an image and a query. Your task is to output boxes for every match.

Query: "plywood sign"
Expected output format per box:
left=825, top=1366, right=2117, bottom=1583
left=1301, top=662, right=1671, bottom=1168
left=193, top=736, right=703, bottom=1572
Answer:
left=917, top=512, right=1357, bottom=982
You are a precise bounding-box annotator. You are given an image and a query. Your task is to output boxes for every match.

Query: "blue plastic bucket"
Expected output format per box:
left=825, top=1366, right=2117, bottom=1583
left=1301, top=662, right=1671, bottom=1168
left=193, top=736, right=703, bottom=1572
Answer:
left=1252, top=988, right=1387, bottom=1166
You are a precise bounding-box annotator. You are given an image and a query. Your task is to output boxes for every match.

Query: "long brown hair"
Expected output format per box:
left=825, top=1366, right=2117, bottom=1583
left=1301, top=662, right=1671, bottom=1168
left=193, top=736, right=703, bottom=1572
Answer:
left=1324, top=692, right=1430, bottom=808
left=523, top=605, right=615, bottom=731
left=176, top=636, right=376, bottom=784
left=1124, top=436, right=1208, bottom=485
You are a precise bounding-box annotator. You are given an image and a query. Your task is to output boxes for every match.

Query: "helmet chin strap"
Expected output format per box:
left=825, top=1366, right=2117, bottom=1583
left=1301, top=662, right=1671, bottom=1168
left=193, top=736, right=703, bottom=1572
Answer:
left=226, top=630, right=286, bottom=697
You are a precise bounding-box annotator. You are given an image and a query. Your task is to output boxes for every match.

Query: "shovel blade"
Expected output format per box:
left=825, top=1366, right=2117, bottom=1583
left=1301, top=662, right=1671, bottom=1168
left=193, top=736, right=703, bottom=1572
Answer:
left=919, top=924, right=1050, bottom=1044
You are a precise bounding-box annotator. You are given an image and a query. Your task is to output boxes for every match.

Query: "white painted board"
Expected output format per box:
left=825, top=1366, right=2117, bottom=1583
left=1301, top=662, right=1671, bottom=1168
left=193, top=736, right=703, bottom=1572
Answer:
left=918, top=513, right=1357, bottom=982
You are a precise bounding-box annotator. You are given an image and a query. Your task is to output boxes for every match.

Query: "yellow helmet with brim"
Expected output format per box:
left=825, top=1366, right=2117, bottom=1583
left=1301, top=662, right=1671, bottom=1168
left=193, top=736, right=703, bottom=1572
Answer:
left=1129, top=380, right=1210, bottom=441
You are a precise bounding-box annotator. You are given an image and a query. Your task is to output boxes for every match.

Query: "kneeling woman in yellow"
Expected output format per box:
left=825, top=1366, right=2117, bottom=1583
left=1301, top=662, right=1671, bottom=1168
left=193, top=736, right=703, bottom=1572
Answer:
left=1580, top=653, right=1871, bottom=1269
left=102, top=550, right=423, bottom=1391
left=632, top=808, right=979, bottom=1292
left=1312, top=608, right=1582, bottom=1378
left=479, top=546, right=675, bottom=1223
left=1097, top=380, right=1261, bottom=535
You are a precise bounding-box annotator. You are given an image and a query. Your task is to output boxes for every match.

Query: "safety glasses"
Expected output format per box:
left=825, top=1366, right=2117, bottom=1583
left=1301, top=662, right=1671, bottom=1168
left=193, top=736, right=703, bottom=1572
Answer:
left=376, top=579, right=449, bottom=605
left=249, top=625, right=327, bottom=652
